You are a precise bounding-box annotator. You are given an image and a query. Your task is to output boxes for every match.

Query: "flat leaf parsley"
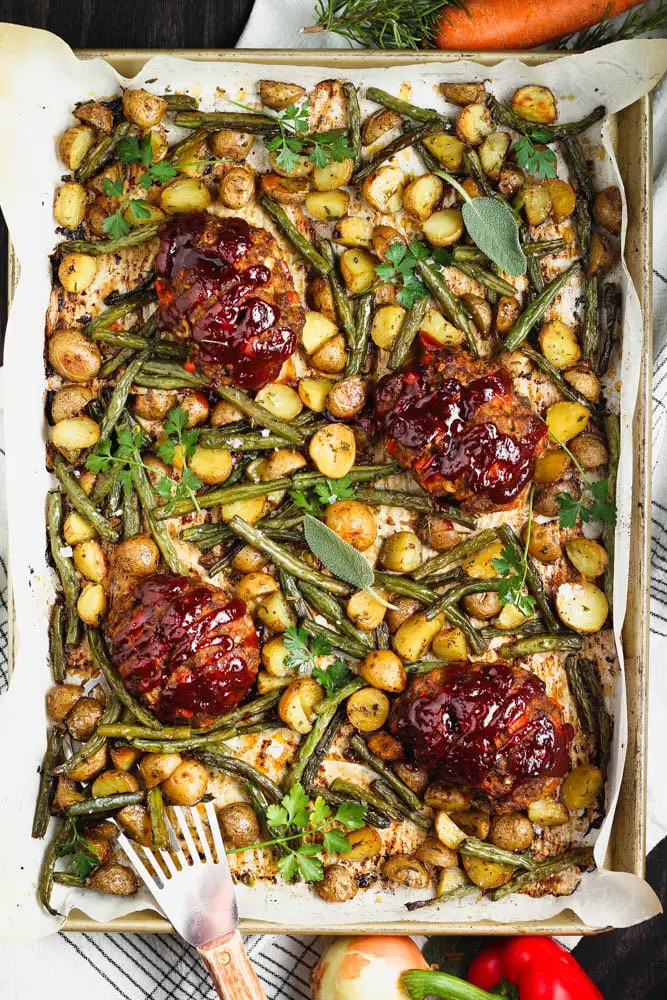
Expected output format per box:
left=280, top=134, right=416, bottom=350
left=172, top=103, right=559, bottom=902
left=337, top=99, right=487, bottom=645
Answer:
left=546, top=427, right=617, bottom=529
left=514, top=132, right=557, bottom=181
left=284, top=625, right=332, bottom=672
left=290, top=474, right=356, bottom=517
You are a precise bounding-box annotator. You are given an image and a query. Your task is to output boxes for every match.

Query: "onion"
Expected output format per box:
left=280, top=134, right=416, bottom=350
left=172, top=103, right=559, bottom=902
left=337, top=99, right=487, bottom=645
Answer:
left=311, top=936, right=429, bottom=1000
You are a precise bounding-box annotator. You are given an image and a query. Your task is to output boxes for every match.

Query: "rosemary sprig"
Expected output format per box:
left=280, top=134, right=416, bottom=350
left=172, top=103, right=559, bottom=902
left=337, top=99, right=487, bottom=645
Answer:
left=305, top=0, right=464, bottom=49
left=559, top=1, right=667, bottom=50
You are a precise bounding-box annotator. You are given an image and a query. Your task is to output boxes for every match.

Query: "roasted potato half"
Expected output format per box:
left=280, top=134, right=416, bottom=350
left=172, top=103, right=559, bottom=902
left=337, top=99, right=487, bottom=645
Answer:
left=259, top=80, right=306, bottom=110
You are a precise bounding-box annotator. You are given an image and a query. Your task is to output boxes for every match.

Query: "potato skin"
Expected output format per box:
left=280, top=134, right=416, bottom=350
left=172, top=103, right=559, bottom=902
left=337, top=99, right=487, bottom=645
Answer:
left=381, top=855, right=430, bottom=888
left=324, top=500, right=376, bottom=551
left=362, top=108, right=402, bottom=146
left=593, top=186, right=622, bottom=234
left=259, top=79, right=305, bottom=110
left=534, top=479, right=580, bottom=518
left=113, top=535, right=160, bottom=577
left=326, top=376, right=367, bottom=420
left=489, top=812, right=534, bottom=851
left=316, top=864, right=358, bottom=902
left=386, top=597, right=421, bottom=634
left=219, top=166, right=255, bottom=209
left=161, top=760, right=209, bottom=805
left=209, top=130, right=254, bottom=161
left=75, top=101, right=113, bottom=133
left=88, top=863, right=139, bottom=896
left=122, top=89, right=167, bottom=128
left=66, top=696, right=104, bottom=741
left=218, top=802, right=261, bottom=847
left=48, top=330, right=101, bottom=383
left=46, top=683, right=82, bottom=722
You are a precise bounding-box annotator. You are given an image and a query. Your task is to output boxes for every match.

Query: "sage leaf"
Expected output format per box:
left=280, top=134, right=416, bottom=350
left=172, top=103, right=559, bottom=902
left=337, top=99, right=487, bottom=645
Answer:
left=461, top=197, right=526, bottom=278
left=303, top=514, right=374, bottom=589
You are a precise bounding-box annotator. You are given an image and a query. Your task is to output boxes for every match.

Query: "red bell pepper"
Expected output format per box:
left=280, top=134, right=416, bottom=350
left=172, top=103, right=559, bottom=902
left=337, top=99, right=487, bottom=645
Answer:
left=401, top=936, right=603, bottom=1000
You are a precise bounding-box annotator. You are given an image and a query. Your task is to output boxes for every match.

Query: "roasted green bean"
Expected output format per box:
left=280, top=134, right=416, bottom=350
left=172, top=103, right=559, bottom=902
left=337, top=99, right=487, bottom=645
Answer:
left=454, top=260, right=517, bottom=298
left=414, top=528, right=496, bottom=581
left=365, top=88, right=449, bottom=126
left=260, top=196, right=331, bottom=276
left=416, top=259, right=478, bottom=356
left=75, top=120, right=132, bottom=184
left=215, top=383, right=306, bottom=446
left=49, top=605, right=67, bottom=682
left=488, top=96, right=605, bottom=140
left=147, top=786, right=170, bottom=850
left=58, top=222, right=161, bottom=256
left=343, top=82, right=362, bottom=171
left=498, top=634, right=583, bottom=659
left=53, top=456, right=119, bottom=543
left=519, top=347, right=593, bottom=411
left=193, top=750, right=283, bottom=803
left=32, top=727, right=64, bottom=839
left=460, top=837, right=535, bottom=871
left=488, top=849, right=593, bottom=901
left=349, top=733, right=427, bottom=816
left=581, top=277, right=600, bottom=364
left=66, top=792, right=144, bottom=818
left=503, top=262, right=580, bottom=352
left=298, top=581, right=374, bottom=651
left=319, top=239, right=355, bottom=340
left=388, top=296, right=428, bottom=371
left=496, top=524, right=561, bottom=632
left=47, top=492, right=81, bottom=645
left=330, top=778, right=406, bottom=822
left=162, top=93, right=199, bottom=112
left=285, top=679, right=365, bottom=790
left=84, top=289, right=157, bottom=340
left=302, top=618, right=368, bottom=658
left=100, top=346, right=153, bottom=442
left=603, top=412, right=620, bottom=609
left=174, top=110, right=279, bottom=132
left=346, top=292, right=373, bottom=376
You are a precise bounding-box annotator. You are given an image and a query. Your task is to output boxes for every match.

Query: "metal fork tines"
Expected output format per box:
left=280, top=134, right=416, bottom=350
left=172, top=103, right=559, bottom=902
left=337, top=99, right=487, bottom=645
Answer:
left=115, top=801, right=238, bottom=947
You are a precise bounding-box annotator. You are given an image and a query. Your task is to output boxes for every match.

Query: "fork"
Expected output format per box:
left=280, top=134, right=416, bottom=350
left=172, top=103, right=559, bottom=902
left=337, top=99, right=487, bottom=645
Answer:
left=116, top=800, right=267, bottom=1000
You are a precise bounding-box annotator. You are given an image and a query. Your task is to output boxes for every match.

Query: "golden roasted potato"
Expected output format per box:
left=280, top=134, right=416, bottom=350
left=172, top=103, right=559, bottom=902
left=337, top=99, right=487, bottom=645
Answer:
left=316, top=864, right=358, bottom=902
left=534, top=479, right=580, bottom=518
left=305, top=189, right=349, bottom=221
left=533, top=449, right=572, bottom=485
left=593, top=186, right=622, bottom=234
left=415, top=837, right=460, bottom=868
left=219, top=166, right=255, bottom=209
left=380, top=531, right=422, bottom=574
left=432, top=627, right=468, bottom=661
left=462, top=854, right=515, bottom=889
left=52, top=415, right=100, bottom=452
left=59, top=124, right=97, bottom=171
left=463, top=294, right=493, bottom=339
left=362, top=108, right=402, bottom=146
left=456, top=102, right=494, bottom=146
left=162, top=760, right=209, bottom=805
left=371, top=224, right=404, bottom=261
left=394, top=611, right=445, bottom=662
left=73, top=539, right=108, bottom=583
left=347, top=589, right=387, bottom=632
left=386, top=597, right=421, bottom=635
left=544, top=179, right=576, bottom=221
left=124, top=202, right=166, bottom=228
left=332, top=215, right=374, bottom=248
left=367, top=731, right=404, bottom=761
left=439, top=82, right=487, bottom=106
left=259, top=80, right=305, bottom=110
left=110, top=746, right=141, bottom=772
left=478, top=131, right=511, bottom=180
left=511, top=85, right=557, bottom=124
left=264, top=449, right=307, bottom=481
left=113, top=535, right=160, bottom=577
left=209, top=129, right=254, bottom=161
left=58, top=252, right=97, bottom=293
left=538, top=319, right=581, bottom=369
left=63, top=511, right=96, bottom=545
left=302, top=311, right=339, bottom=355
left=359, top=650, right=406, bottom=693
left=455, top=808, right=491, bottom=840
left=527, top=798, right=569, bottom=826
left=160, top=177, right=211, bottom=214
left=419, top=307, right=466, bottom=348
left=546, top=401, right=590, bottom=443
left=523, top=185, right=552, bottom=227
left=565, top=538, right=608, bottom=578
left=46, top=683, right=82, bottom=722
left=346, top=686, right=390, bottom=731
left=381, top=855, right=430, bottom=888
left=422, top=208, right=464, bottom=247
left=340, top=248, right=378, bottom=294
left=424, top=783, right=470, bottom=813
left=362, top=165, right=404, bottom=213
left=48, top=330, right=102, bottom=382
left=75, top=101, right=113, bottom=133
left=313, top=158, right=354, bottom=192
left=563, top=366, right=602, bottom=404
left=91, top=769, right=140, bottom=799
left=422, top=133, right=465, bottom=171
left=525, top=520, right=562, bottom=563
left=495, top=295, right=522, bottom=335
left=261, top=636, right=293, bottom=677
left=462, top=590, right=501, bottom=620
left=371, top=304, right=406, bottom=349
left=311, top=333, right=347, bottom=374
left=489, top=813, right=534, bottom=852
left=218, top=802, right=261, bottom=847
left=393, top=761, right=429, bottom=795
left=325, top=499, right=377, bottom=551
left=256, top=591, right=296, bottom=632
left=279, top=677, right=325, bottom=734
left=77, top=584, right=107, bottom=626
left=268, top=150, right=313, bottom=179
left=309, top=424, right=356, bottom=479
left=137, top=752, right=183, bottom=789
left=261, top=173, right=308, bottom=204
left=255, top=383, right=302, bottom=421
left=256, top=671, right=292, bottom=694
left=461, top=177, right=482, bottom=199
left=51, top=385, right=93, bottom=424
left=122, top=89, right=167, bottom=128
left=133, top=389, right=174, bottom=422
left=307, top=276, right=337, bottom=322
left=327, top=376, right=367, bottom=421
left=463, top=539, right=505, bottom=579
left=403, top=173, right=444, bottom=220
left=236, top=571, right=278, bottom=610
left=117, top=804, right=153, bottom=845
left=434, top=809, right=466, bottom=849
left=298, top=376, right=333, bottom=413
left=587, top=233, right=616, bottom=277
left=417, top=516, right=462, bottom=553
left=88, top=863, right=139, bottom=896
left=556, top=581, right=609, bottom=633
left=67, top=743, right=108, bottom=782
left=345, top=825, right=383, bottom=861
left=220, top=495, right=266, bottom=525
left=561, top=764, right=604, bottom=811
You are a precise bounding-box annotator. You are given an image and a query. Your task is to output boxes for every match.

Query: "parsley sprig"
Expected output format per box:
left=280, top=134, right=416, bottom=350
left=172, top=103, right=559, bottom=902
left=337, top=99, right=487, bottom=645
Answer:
left=514, top=132, right=557, bottom=181
left=290, top=474, right=356, bottom=517
left=101, top=135, right=179, bottom=240
left=547, top=428, right=616, bottom=529
left=56, top=822, right=101, bottom=880
left=86, top=406, right=202, bottom=515
left=375, top=240, right=452, bottom=308
left=492, top=485, right=537, bottom=618
left=283, top=625, right=351, bottom=692
left=227, top=783, right=366, bottom=882
left=225, top=96, right=354, bottom=175
left=313, top=660, right=353, bottom=696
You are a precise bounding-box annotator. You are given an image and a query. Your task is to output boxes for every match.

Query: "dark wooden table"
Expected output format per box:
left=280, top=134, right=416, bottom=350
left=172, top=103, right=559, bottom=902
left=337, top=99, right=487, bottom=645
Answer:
left=0, top=3, right=664, bottom=996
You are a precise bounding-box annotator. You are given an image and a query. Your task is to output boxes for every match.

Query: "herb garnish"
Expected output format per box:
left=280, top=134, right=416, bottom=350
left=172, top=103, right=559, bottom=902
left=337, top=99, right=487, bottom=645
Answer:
left=492, top=485, right=537, bottom=618
left=284, top=625, right=333, bottom=672
left=514, top=132, right=557, bottom=181
left=375, top=240, right=452, bottom=308
left=225, top=96, right=354, bottom=174
left=86, top=406, right=203, bottom=514
left=290, top=474, right=356, bottom=517
left=313, top=660, right=353, bottom=696
left=435, top=170, right=526, bottom=277
left=227, top=783, right=366, bottom=882
left=303, top=514, right=375, bottom=589
left=56, top=822, right=101, bottom=880
left=546, top=428, right=617, bottom=529
left=101, top=135, right=179, bottom=240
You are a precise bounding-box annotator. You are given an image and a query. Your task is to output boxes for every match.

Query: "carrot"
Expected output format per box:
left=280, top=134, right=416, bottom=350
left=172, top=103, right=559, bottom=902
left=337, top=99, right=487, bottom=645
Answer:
left=436, top=0, right=647, bottom=50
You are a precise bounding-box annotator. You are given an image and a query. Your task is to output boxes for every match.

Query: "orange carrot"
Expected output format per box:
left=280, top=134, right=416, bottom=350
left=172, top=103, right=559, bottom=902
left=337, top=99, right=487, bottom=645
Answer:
left=436, top=0, right=647, bottom=50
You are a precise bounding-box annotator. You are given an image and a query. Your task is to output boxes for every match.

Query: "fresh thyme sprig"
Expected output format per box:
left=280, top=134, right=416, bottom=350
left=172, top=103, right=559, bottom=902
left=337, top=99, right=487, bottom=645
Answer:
left=558, top=1, right=667, bottom=50
left=226, top=783, right=366, bottom=882
left=492, top=484, right=537, bottom=618
left=305, top=0, right=463, bottom=49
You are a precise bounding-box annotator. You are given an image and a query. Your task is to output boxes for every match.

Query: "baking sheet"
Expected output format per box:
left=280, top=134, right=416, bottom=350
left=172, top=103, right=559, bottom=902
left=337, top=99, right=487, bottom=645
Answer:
left=0, top=23, right=664, bottom=936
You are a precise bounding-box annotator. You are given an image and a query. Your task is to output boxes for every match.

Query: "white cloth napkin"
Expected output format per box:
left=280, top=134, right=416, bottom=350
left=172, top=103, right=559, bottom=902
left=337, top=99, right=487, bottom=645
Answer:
left=0, top=5, right=665, bottom=997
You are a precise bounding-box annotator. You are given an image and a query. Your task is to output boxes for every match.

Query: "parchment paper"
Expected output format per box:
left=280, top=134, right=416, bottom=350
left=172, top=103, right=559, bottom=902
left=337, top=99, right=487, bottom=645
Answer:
left=0, top=23, right=664, bottom=937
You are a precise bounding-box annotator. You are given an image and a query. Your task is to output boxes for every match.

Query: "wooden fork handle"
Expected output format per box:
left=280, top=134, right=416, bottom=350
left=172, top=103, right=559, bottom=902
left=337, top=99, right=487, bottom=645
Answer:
left=198, top=930, right=267, bottom=1000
